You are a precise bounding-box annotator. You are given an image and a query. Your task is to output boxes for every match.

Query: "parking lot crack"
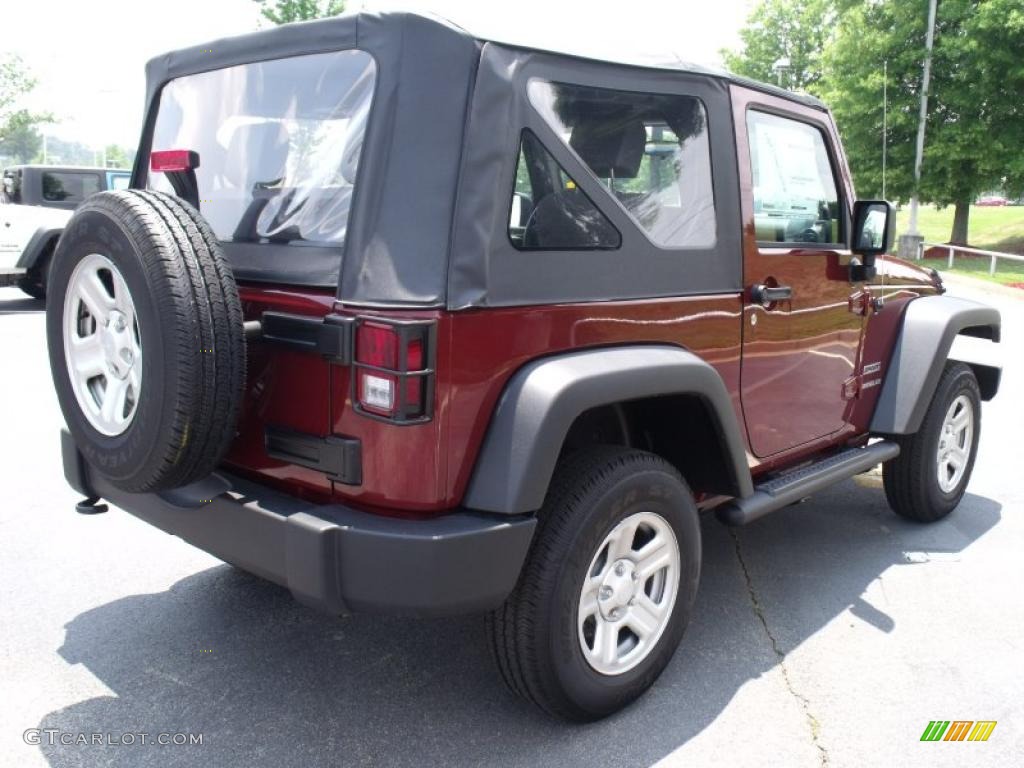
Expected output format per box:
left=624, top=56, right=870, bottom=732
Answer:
left=730, top=529, right=830, bottom=767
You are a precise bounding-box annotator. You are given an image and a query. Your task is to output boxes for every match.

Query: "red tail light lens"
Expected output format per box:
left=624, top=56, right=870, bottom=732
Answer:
left=354, top=319, right=433, bottom=422
left=356, top=322, right=399, bottom=369
left=405, top=337, right=424, bottom=411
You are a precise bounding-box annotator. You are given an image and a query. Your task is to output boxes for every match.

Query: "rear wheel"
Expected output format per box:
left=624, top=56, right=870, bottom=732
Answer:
left=488, top=446, right=701, bottom=720
left=46, top=190, right=245, bottom=492
left=883, top=362, right=981, bottom=522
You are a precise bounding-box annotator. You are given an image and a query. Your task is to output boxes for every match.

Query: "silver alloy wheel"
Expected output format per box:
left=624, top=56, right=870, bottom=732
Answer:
left=578, top=511, right=680, bottom=676
left=62, top=254, right=142, bottom=436
left=936, top=394, right=973, bottom=493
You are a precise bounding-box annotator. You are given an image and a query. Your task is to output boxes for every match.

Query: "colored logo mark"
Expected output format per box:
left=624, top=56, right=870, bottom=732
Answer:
left=920, top=720, right=997, bottom=742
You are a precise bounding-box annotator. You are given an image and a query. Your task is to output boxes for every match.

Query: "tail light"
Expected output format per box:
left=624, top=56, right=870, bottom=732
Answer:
left=354, top=318, right=435, bottom=423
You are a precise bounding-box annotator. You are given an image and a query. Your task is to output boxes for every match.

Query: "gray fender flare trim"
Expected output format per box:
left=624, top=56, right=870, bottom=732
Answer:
left=15, top=227, right=62, bottom=271
left=463, top=345, right=754, bottom=514
left=870, top=295, right=1001, bottom=435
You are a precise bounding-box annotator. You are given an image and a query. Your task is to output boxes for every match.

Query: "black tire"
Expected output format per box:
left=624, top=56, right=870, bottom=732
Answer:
left=487, top=446, right=701, bottom=721
left=46, top=190, right=245, bottom=492
left=19, top=280, right=46, bottom=300
left=883, top=362, right=981, bottom=522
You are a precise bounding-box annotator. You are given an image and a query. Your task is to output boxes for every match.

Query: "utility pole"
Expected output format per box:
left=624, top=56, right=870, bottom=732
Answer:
left=902, top=0, right=937, bottom=260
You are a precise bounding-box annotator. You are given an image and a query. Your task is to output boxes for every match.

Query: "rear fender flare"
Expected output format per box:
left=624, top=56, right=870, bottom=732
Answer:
left=463, top=345, right=753, bottom=514
left=16, top=227, right=62, bottom=271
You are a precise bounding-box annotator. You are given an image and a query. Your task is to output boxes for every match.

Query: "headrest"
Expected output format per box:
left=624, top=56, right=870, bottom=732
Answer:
left=570, top=118, right=646, bottom=179
left=223, top=122, right=290, bottom=189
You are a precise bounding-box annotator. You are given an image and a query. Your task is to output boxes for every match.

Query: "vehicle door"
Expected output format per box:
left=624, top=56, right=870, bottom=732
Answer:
left=733, top=86, right=865, bottom=458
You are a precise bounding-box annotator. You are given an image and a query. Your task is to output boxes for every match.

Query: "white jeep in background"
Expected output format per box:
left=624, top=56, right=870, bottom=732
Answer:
left=1, top=165, right=130, bottom=299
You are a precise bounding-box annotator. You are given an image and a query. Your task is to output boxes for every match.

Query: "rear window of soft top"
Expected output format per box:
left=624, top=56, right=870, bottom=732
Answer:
left=149, top=50, right=376, bottom=249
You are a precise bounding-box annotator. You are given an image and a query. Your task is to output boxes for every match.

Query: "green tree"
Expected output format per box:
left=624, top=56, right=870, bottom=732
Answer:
left=1, top=54, right=34, bottom=123
left=104, top=144, right=135, bottom=169
left=0, top=110, right=46, bottom=163
left=253, top=0, right=344, bottom=25
left=721, top=0, right=835, bottom=92
left=1, top=54, right=53, bottom=161
left=822, top=0, right=1024, bottom=243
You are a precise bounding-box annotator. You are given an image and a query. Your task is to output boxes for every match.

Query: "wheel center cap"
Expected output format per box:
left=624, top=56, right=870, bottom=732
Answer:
left=102, top=311, right=133, bottom=379
left=598, top=559, right=638, bottom=620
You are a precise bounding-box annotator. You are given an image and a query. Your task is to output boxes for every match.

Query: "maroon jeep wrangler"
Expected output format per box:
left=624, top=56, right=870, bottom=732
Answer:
left=47, top=13, right=1001, bottom=720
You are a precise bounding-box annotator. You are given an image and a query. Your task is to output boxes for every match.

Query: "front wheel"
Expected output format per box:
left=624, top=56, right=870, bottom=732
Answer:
left=487, top=446, right=701, bottom=721
left=883, top=362, right=981, bottom=522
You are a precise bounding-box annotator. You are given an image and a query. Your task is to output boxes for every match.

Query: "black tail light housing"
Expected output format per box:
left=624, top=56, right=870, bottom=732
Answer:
left=352, top=317, right=436, bottom=424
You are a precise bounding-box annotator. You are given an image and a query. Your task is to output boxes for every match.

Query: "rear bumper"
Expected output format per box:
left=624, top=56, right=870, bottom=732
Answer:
left=62, top=431, right=535, bottom=617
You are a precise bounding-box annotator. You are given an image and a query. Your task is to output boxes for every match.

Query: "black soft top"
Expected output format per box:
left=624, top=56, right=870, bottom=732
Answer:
left=142, top=12, right=824, bottom=113
left=136, top=12, right=824, bottom=308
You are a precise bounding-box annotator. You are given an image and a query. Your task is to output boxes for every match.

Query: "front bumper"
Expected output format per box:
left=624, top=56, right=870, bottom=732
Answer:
left=62, top=431, right=535, bottom=616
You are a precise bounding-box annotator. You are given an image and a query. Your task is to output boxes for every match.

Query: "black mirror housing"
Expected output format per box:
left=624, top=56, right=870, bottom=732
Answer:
left=851, top=200, right=895, bottom=257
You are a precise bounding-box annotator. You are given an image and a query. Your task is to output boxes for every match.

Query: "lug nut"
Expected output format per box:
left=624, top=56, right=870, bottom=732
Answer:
left=113, top=315, right=126, bottom=331
left=609, top=608, right=621, bottom=620
left=614, top=562, right=625, bottom=576
left=599, top=586, right=613, bottom=601
left=631, top=571, right=639, bottom=582
left=120, top=349, right=133, bottom=364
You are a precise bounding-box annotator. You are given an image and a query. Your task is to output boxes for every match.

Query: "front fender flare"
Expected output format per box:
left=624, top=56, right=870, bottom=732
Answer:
left=463, top=345, right=753, bottom=514
left=870, top=295, right=1000, bottom=435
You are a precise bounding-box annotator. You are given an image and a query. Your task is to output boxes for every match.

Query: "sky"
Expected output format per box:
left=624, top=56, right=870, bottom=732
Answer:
left=3, top=0, right=753, bottom=150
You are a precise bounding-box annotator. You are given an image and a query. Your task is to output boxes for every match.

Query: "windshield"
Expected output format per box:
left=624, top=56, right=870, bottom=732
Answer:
left=149, top=49, right=376, bottom=248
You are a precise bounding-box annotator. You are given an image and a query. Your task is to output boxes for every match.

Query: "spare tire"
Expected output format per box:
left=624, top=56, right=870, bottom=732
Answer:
left=46, top=190, right=245, bottom=492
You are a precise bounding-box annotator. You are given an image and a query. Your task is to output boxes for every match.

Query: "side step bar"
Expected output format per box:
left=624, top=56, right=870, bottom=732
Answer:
left=717, top=441, right=900, bottom=526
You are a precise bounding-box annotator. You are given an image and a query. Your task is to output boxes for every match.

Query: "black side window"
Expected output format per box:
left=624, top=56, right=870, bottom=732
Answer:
left=41, top=172, right=102, bottom=203
left=747, top=110, right=842, bottom=246
left=508, top=130, right=620, bottom=251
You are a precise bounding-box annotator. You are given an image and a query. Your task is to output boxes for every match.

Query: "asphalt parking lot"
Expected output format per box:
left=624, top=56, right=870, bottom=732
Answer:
left=1, top=278, right=1021, bottom=768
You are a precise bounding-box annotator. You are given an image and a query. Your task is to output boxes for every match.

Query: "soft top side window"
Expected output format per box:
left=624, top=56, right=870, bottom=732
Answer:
left=41, top=171, right=102, bottom=203
left=527, top=80, right=717, bottom=249
left=508, top=129, right=620, bottom=251
left=746, top=110, right=842, bottom=246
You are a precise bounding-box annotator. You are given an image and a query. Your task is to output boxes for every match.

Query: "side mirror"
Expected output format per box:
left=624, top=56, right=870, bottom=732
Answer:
left=850, top=200, right=894, bottom=281
left=851, top=200, right=894, bottom=256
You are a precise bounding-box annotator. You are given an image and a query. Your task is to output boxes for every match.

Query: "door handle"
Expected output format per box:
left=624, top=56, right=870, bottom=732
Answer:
left=750, top=284, right=793, bottom=307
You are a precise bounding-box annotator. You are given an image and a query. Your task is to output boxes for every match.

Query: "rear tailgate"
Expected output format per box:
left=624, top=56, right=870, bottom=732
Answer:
left=225, top=286, right=338, bottom=501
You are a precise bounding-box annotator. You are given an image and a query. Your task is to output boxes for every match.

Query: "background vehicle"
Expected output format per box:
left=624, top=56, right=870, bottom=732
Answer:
left=975, top=194, right=1008, bottom=206
left=0, top=165, right=130, bottom=298
left=47, top=12, right=1000, bottom=721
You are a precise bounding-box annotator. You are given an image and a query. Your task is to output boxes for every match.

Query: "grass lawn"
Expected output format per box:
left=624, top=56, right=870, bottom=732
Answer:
left=894, top=204, right=1024, bottom=287
left=894, top=204, right=1024, bottom=253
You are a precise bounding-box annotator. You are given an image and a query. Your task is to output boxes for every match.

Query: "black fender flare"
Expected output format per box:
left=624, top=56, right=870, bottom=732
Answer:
left=463, top=345, right=754, bottom=514
left=870, top=295, right=1001, bottom=435
left=16, top=226, right=63, bottom=271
